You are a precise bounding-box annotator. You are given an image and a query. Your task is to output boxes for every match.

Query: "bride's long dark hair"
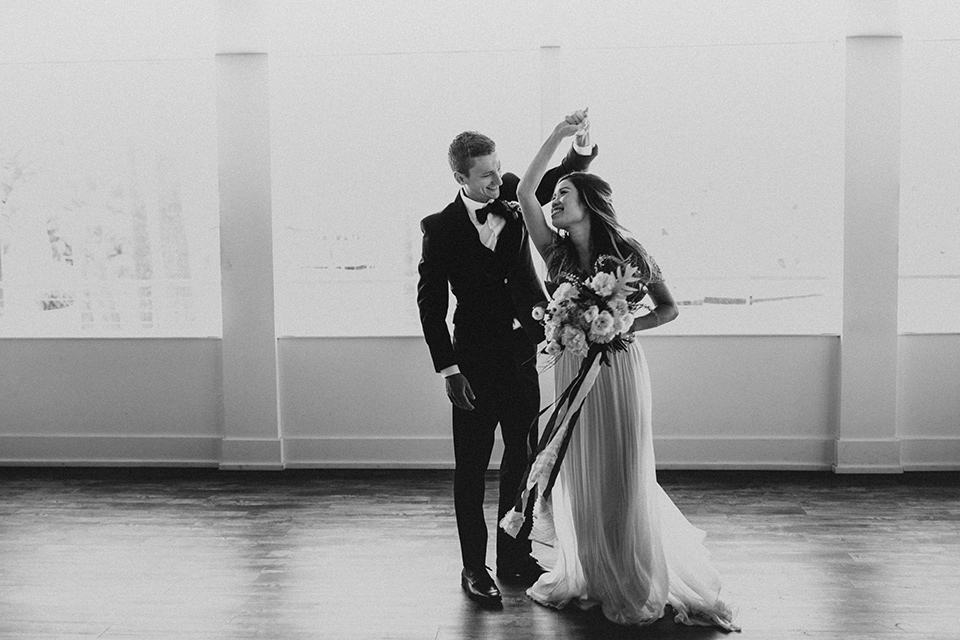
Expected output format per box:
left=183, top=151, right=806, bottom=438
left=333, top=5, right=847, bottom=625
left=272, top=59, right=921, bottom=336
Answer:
left=548, top=172, right=651, bottom=278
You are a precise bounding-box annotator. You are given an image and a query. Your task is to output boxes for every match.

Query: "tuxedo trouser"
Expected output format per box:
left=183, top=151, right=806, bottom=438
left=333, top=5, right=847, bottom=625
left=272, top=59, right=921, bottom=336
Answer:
left=452, top=330, right=540, bottom=571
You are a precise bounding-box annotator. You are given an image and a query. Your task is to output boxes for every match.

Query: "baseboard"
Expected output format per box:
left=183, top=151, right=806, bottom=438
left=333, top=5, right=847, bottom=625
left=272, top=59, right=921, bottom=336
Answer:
left=281, top=436, right=469, bottom=469
left=281, top=435, right=838, bottom=470
left=654, top=436, right=835, bottom=470
left=834, top=438, right=903, bottom=473
left=219, top=437, right=284, bottom=470
left=3, top=434, right=955, bottom=471
left=900, top=437, right=960, bottom=471
left=0, top=434, right=221, bottom=467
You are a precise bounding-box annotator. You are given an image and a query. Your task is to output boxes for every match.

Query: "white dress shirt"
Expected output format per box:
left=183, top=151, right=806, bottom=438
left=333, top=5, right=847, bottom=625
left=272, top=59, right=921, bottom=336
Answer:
left=460, top=191, right=507, bottom=251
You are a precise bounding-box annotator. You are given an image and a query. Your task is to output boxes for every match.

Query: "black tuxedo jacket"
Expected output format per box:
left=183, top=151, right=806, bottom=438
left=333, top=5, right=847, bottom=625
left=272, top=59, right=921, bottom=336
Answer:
left=417, top=145, right=597, bottom=374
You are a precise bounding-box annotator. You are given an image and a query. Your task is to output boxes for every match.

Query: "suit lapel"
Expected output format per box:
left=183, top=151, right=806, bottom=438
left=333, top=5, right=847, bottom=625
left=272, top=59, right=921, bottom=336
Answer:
left=444, top=193, right=482, bottom=254
left=449, top=193, right=473, bottom=234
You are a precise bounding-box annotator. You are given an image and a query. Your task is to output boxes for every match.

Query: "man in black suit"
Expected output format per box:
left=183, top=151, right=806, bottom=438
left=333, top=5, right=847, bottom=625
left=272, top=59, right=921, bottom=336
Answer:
left=417, top=112, right=595, bottom=604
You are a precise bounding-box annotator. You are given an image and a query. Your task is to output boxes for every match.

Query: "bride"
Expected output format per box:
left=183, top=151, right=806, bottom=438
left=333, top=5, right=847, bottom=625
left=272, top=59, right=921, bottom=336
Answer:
left=506, top=110, right=739, bottom=631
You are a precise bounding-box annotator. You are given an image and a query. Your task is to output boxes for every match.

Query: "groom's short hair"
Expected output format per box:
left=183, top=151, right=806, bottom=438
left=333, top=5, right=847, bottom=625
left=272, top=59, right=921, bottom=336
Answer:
left=448, top=131, right=496, bottom=176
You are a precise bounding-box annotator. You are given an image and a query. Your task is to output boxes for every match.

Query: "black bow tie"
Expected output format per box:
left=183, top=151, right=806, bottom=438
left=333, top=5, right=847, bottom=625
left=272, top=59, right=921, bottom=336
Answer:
left=475, top=200, right=499, bottom=224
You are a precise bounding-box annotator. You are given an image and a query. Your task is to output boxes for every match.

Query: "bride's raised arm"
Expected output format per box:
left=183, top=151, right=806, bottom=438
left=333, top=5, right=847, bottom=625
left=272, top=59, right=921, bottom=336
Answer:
left=517, top=113, right=588, bottom=262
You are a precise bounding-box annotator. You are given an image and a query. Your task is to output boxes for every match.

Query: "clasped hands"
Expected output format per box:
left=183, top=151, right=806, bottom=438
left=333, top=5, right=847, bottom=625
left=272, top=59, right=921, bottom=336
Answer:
left=556, top=107, right=590, bottom=147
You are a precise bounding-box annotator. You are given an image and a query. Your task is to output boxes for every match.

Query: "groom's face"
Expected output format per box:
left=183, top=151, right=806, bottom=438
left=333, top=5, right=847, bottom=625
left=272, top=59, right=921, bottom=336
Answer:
left=456, top=153, right=502, bottom=203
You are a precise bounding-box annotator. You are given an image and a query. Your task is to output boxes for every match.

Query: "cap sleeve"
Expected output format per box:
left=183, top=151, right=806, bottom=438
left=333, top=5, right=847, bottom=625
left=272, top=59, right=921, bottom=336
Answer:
left=633, top=243, right=664, bottom=286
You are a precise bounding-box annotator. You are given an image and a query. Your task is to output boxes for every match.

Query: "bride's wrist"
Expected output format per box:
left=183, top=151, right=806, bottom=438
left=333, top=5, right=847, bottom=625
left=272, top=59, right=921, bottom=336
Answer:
left=631, top=308, right=660, bottom=332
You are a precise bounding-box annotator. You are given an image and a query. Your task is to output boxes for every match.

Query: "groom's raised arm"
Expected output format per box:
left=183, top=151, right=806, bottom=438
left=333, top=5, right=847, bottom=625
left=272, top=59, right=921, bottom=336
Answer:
left=534, top=142, right=598, bottom=205
left=497, top=143, right=598, bottom=205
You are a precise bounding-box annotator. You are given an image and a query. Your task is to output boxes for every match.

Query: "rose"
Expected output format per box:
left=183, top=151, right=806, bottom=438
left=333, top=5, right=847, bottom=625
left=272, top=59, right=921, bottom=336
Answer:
left=554, top=281, right=578, bottom=302
left=544, top=319, right=560, bottom=342
left=544, top=341, right=563, bottom=357
left=502, top=200, right=522, bottom=219
left=610, top=297, right=630, bottom=318
left=589, top=310, right=617, bottom=343
left=561, top=325, right=588, bottom=357
left=582, top=305, right=599, bottom=324
left=588, top=272, right=617, bottom=297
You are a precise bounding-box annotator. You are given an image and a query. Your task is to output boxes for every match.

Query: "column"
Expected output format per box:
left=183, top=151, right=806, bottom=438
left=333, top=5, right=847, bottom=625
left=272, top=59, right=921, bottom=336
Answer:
left=836, top=0, right=902, bottom=473
left=216, top=1, right=282, bottom=469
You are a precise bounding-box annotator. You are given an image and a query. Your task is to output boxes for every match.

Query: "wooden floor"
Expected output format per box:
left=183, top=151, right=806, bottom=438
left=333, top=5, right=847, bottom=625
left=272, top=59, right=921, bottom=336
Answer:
left=1, top=468, right=958, bottom=640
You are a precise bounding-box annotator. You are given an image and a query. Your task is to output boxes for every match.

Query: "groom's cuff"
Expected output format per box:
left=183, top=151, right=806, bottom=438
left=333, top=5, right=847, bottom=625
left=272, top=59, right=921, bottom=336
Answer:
left=440, top=364, right=461, bottom=377
left=574, top=141, right=595, bottom=156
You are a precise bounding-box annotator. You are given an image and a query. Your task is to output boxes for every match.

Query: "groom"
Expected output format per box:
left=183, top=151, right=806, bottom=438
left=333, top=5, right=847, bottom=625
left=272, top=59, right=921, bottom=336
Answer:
left=417, top=113, right=595, bottom=605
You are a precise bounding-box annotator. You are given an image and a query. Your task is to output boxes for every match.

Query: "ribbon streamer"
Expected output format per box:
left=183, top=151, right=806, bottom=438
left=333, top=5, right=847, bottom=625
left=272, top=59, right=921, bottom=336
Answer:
left=500, top=345, right=606, bottom=539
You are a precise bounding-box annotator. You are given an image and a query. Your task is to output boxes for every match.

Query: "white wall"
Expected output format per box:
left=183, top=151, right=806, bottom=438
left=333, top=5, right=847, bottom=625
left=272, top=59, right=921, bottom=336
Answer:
left=897, top=335, right=960, bottom=470
left=2, top=335, right=957, bottom=470
left=278, top=336, right=840, bottom=470
left=0, top=338, right=222, bottom=465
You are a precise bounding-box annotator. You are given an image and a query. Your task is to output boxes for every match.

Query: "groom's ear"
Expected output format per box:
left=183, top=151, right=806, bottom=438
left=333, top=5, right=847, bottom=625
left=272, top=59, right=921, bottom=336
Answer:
left=453, top=171, right=467, bottom=186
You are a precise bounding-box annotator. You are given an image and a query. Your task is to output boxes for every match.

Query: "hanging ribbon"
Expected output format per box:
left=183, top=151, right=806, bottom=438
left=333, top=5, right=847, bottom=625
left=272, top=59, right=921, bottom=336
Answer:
left=500, top=344, right=606, bottom=539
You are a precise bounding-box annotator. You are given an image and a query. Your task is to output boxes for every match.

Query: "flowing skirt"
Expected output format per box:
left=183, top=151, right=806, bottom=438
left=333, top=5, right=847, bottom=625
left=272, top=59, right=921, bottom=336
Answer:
left=528, top=342, right=739, bottom=630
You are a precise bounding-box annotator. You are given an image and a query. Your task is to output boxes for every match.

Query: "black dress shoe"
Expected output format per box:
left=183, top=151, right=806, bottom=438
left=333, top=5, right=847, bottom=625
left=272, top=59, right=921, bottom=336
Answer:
left=461, top=567, right=502, bottom=604
left=496, top=556, right=545, bottom=584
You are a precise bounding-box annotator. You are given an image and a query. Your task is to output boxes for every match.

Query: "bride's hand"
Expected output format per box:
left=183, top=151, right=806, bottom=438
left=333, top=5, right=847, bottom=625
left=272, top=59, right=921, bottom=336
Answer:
left=553, top=119, right=581, bottom=139
left=555, top=108, right=590, bottom=143
left=565, top=107, right=589, bottom=126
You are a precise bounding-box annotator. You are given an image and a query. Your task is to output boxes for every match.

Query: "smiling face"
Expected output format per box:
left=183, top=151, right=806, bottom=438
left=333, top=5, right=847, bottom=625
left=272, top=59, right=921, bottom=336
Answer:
left=456, top=153, right=502, bottom=203
left=550, top=178, right=588, bottom=230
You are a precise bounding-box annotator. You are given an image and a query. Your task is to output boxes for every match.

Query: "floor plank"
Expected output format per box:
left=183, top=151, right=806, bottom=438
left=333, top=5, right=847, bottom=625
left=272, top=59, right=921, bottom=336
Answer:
left=0, top=468, right=958, bottom=639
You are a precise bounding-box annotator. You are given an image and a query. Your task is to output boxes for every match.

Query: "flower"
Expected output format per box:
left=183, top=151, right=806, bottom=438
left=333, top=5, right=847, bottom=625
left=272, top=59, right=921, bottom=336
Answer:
left=501, top=200, right=522, bottom=220
left=544, top=320, right=561, bottom=343
left=616, top=312, right=635, bottom=334
left=554, top=281, right=577, bottom=302
left=610, top=297, right=630, bottom=317
left=561, top=325, right=588, bottom=358
left=589, top=310, right=617, bottom=343
left=588, top=272, right=617, bottom=297
left=532, top=306, right=545, bottom=321
left=499, top=509, right=525, bottom=537
left=582, top=305, right=599, bottom=323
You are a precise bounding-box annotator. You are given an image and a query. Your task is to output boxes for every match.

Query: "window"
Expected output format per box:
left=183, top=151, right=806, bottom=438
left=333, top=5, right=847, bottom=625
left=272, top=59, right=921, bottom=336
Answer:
left=0, top=2, right=221, bottom=337
left=270, top=1, right=845, bottom=336
left=898, top=10, right=960, bottom=334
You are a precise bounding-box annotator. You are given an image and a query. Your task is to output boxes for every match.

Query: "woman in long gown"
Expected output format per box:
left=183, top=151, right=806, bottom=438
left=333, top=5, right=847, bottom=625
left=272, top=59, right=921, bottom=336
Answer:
left=511, top=111, right=739, bottom=630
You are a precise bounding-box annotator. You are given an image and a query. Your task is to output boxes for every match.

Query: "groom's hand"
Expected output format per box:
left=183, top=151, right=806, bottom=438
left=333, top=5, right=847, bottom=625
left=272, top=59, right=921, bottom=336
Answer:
left=567, top=108, right=590, bottom=148
left=555, top=107, right=590, bottom=144
left=445, top=373, right=476, bottom=411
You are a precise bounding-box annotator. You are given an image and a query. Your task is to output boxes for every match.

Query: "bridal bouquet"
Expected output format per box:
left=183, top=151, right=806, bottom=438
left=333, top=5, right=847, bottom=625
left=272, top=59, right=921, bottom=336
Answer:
left=536, top=255, right=649, bottom=361
left=501, top=256, right=653, bottom=541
